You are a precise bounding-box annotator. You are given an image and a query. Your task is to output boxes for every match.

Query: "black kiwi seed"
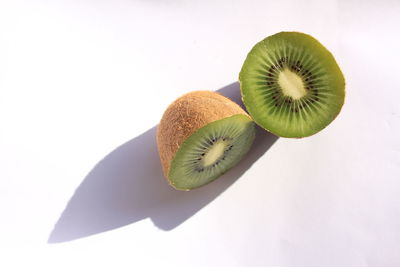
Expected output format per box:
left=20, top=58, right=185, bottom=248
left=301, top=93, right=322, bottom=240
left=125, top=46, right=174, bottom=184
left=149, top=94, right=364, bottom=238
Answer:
left=278, top=58, right=286, bottom=68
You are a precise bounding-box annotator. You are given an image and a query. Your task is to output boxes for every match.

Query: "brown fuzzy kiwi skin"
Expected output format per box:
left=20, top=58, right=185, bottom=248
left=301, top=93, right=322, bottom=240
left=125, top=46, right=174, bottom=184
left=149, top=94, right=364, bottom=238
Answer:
left=156, top=91, right=249, bottom=183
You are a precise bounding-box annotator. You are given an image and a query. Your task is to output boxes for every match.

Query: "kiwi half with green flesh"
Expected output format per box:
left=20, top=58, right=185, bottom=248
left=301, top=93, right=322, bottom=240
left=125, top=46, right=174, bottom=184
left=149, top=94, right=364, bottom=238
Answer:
left=157, top=91, right=255, bottom=191
left=239, top=32, right=345, bottom=138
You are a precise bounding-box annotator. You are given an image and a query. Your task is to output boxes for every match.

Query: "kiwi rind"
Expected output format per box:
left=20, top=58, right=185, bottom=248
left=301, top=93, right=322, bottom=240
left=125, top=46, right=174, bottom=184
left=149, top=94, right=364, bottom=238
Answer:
left=239, top=31, right=345, bottom=138
left=156, top=91, right=255, bottom=190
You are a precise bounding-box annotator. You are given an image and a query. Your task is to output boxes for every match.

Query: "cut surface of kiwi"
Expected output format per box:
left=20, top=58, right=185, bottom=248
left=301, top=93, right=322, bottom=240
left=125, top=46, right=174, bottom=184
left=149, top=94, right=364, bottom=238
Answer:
left=239, top=32, right=345, bottom=138
left=157, top=91, right=255, bottom=190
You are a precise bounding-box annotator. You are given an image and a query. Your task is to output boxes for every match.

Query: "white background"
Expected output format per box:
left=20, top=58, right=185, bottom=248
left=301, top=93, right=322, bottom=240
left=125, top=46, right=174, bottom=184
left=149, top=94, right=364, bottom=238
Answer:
left=1, top=0, right=399, bottom=266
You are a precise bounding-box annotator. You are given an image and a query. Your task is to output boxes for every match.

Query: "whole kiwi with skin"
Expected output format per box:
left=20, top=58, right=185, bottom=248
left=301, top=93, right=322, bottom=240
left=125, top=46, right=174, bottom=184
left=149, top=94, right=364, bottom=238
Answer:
left=157, top=91, right=255, bottom=190
left=239, top=31, right=345, bottom=138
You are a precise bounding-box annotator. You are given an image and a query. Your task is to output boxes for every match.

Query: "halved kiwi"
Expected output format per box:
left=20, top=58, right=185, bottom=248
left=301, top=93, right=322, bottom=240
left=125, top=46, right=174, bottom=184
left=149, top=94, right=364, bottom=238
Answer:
left=157, top=91, right=255, bottom=190
left=239, top=32, right=345, bottom=138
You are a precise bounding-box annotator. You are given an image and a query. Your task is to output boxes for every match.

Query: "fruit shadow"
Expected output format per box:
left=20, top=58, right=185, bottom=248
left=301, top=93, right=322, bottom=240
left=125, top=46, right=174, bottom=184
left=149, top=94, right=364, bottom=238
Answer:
left=48, top=82, right=278, bottom=243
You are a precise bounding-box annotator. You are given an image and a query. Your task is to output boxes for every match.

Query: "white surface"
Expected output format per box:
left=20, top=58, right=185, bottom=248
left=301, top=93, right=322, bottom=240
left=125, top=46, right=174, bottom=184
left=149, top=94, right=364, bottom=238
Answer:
left=1, top=0, right=399, bottom=266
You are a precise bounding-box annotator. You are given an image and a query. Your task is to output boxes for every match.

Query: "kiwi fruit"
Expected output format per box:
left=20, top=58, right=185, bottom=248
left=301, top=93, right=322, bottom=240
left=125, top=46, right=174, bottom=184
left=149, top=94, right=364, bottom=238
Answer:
left=157, top=91, right=255, bottom=191
left=239, top=32, right=345, bottom=138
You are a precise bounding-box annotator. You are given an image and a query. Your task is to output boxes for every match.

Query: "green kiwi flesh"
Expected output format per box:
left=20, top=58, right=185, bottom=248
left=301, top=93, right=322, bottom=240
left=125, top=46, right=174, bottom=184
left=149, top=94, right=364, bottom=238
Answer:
left=239, top=32, right=345, bottom=138
left=168, top=114, right=255, bottom=190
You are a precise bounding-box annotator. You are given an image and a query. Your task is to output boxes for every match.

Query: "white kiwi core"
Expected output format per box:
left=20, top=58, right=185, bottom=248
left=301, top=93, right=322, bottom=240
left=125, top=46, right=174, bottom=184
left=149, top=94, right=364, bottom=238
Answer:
left=278, top=68, right=307, bottom=99
left=203, top=141, right=227, bottom=167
